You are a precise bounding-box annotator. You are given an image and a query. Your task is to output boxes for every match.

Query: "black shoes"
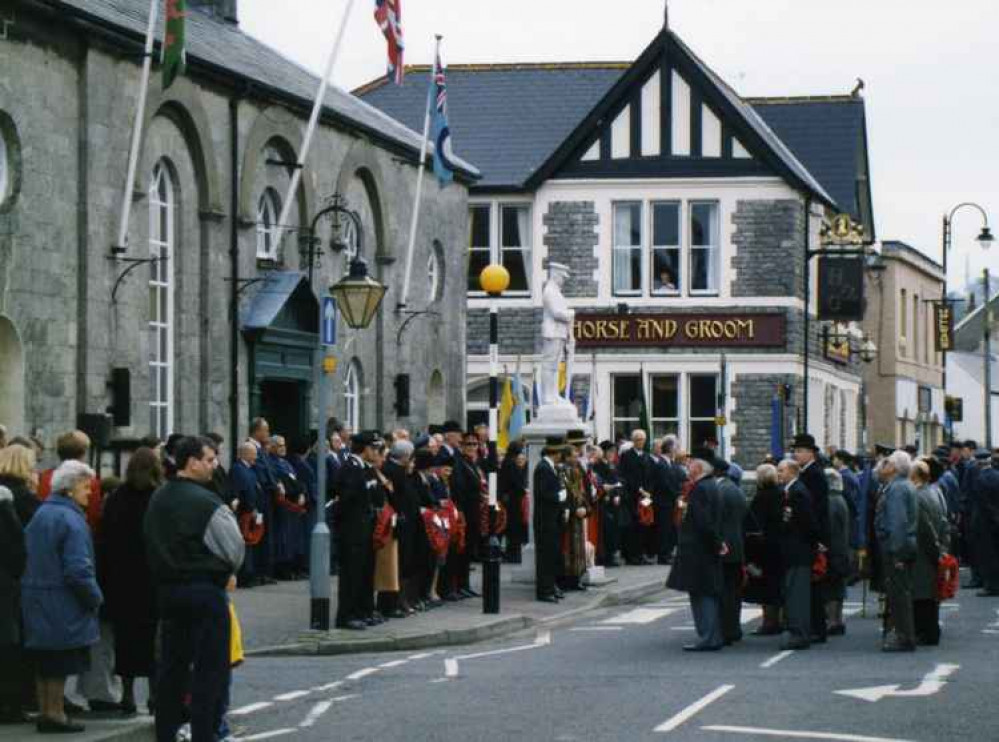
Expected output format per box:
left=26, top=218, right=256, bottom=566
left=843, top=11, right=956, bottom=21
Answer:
left=37, top=717, right=85, bottom=734
left=538, top=594, right=559, bottom=603
left=828, top=624, right=846, bottom=636
left=338, top=620, right=367, bottom=631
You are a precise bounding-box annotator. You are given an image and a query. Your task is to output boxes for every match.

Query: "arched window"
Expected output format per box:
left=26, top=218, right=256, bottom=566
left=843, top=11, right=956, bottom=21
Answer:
left=427, top=240, right=445, bottom=303
left=0, top=132, right=8, bottom=203
left=148, top=162, right=175, bottom=439
left=256, top=187, right=281, bottom=260
left=344, top=359, right=361, bottom=432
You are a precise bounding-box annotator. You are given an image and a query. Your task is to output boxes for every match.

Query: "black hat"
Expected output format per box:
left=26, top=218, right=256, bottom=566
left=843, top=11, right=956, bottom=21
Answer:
left=903, top=444, right=919, bottom=457
left=714, top=458, right=731, bottom=474
left=874, top=443, right=895, bottom=456
left=949, top=440, right=963, bottom=450
left=833, top=450, right=854, bottom=464
left=543, top=435, right=566, bottom=453
left=433, top=450, right=455, bottom=468
left=427, top=425, right=443, bottom=436
left=964, top=440, right=979, bottom=450
left=506, top=441, right=524, bottom=458
left=441, top=420, right=463, bottom=435
left=599, top=440, right=616, bottom=452
left=975, top=449, right=991, bottom=461
left=352, top=430, right=383, bottom=449
left=690, top=446, right=716, bottom=464
left=414, top=449, right=436, bottom=471
left=566, top=430, right=588, bottom=446
left=932, top=446, right=950, bottom=460
left=791, top=434, right=819, bottom=452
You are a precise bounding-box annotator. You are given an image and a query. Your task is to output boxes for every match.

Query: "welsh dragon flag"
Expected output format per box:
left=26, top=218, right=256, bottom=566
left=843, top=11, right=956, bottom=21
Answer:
left=162, top=0, right=187, bottom=90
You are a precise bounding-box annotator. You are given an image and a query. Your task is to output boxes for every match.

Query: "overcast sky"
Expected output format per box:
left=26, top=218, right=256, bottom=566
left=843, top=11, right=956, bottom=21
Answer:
left=240, top=0, right=999, bottom=291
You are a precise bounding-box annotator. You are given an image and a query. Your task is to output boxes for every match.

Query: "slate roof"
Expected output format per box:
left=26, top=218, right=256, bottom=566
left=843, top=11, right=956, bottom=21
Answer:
left=43, top=0, right=479, bottom=178
left=357, top=35, right=869, bottom=214
left=953, top=292, right=999, bottom=352
left=750, top=97, right=869, bottom=225
left=357, top=63, right=627, bottom=190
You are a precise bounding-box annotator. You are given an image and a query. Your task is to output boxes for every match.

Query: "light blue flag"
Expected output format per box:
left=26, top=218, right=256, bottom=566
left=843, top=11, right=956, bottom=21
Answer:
left=430, top=50, right=455, bottom=184
left=509, top=374, right=527, bottom=442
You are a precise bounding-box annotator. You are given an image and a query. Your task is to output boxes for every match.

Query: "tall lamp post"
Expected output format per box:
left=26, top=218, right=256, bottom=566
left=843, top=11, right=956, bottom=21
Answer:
left=479, top=263, right=510, bottom=614
left=941, top=203, right=993, bottom=443
left=982, top=262, right=995, bottom=449
left=306, top=198, right=387, bottom=631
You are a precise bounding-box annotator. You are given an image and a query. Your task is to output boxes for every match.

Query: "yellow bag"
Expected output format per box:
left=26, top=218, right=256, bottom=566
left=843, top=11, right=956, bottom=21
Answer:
left=229, top=601, right=244, bottom=668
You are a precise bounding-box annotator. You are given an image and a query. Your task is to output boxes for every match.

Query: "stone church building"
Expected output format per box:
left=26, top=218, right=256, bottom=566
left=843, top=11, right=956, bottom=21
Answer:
left=0, top=0, right=474, bottom=457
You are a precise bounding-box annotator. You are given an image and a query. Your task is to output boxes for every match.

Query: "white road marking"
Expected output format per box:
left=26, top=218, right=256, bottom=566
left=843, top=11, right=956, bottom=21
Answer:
left=313, top=681, right=343, bottom=692
left=229, top=702, right=273, bottom=716
left=671, top=626, right=696, bottom=631
left=379, top=659, right=409, bottom=668
left=653, top=684, right=735, bottom=733
left=739, top=607, right=763, bottom=624
left=273, top=690, right=309, bottom=702
left=602, top=607, right=679, bottom=624
left=444, top=659, right=459, bottom=678
left=444, top=630, right=551, bottom=678
left=332, top=694, right=359, bottom=702
left=701, top=726, right=914, bottom=742
left=235, top=728, right=296, bottom=741
left=835, top=663, right=960, bottom=702
left=570, top=626, right=624, bottom=632
left=346, top=667, right=379, bottom=681
left=431, top=678, right=451, bottom=684
left=407, top=651, right=440, bottom=660
left=983, top=629, right=999, bottom=635
left=299, top=701, right=333, bottom=728
left=760, top=650, right=795, bottom=669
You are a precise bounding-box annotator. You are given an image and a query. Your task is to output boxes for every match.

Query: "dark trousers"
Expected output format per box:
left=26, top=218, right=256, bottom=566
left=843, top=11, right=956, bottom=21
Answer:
left=155, top=584, right=230, bottom=742
left=600, top=507, right=620, bottom=564
left=536, top=527, right=560, bottom=599
left=721, top=563, right=744, bottom=642
left=653, top=499, right=677, bottom=561
left=336, top=541, right=372, bottom=626
left=689, top=593, right=723, bottom=649
left=884, top=559, right=915, bottom=646
left=783, top=566, right=811, bottom=645
left=913, top=599, right=941, bottom=645
left=810, top=579, right=827, bottom=640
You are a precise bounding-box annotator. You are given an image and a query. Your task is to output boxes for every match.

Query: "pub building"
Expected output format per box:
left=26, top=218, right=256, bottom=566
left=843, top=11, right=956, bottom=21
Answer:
left=359, top=21, right=877, bottom=468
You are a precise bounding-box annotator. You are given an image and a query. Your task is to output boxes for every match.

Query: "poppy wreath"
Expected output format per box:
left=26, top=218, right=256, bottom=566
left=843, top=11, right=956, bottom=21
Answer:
left=811, top=551, right=828, bottom=583
left=638, top=500, right=655, bottom=527
left=275, top=495, right=307, bottom=515
left=478, top=500, right=509, bottom=536
left=421, top=509, right=450, bottom=558
left=937, top=553, right=960, bottom=601
left=441, top=499, right=466, bottom=554
left=238, top=512, right=265, bottom=546
left=373, top=504, right=396, bottom=551
left=520, top=495, right=531, bottom=528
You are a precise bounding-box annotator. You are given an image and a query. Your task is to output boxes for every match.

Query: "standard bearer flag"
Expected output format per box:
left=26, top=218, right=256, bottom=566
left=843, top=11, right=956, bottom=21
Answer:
left=431, top=50, right=455, bottom=184
left=162, top=0, right=187, bottom=90
left=509, top=375, right=527, bottom=441
left=374, top=0, right=405, bottom=85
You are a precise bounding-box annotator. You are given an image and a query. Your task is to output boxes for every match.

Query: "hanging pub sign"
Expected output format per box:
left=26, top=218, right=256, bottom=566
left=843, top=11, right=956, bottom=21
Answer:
left=817, top=256, right=865, bottom=321
left=573, top=313, right=786, bottom=349
left=935, top=303, right=954, bottom=352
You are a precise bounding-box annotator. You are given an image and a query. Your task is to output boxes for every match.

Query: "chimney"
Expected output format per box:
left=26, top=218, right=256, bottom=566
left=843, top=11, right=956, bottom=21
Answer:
left=188, top=0, right=238, bottom=24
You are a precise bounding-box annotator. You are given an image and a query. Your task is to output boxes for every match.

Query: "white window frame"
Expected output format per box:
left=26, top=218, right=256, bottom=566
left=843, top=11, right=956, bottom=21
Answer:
left=612, top=201, right=643, bottom=297
left=649, top=373, right=680, bottom=440
left=688, top=201, right=720, bottom=295
left=255, top=188, right=281, bottom=260
left=344, top=359, right=361, bottom=432
left=687, top=373, right=720, bottom=448
left=611, top=373, right=642, bottom=438
left=148, top=162, right=175, bottom=440
left=467, top=201, right=533, bottom=297
left=650, top=201, right=682, bottom=296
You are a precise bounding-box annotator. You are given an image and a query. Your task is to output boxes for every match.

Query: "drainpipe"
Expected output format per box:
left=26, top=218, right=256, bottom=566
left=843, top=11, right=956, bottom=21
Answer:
left=228, top=93, right=241, bottom=462
left=802, top=195, right=812, bottom=433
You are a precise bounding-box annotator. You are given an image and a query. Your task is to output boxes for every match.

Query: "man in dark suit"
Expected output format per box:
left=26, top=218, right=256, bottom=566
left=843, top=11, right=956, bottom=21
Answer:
left=652, top=434, right=683, bottom=564
left=778, top=458, right=816, bottom=650
left=334, top=431, right=381, bottom=630
left=230, top=441, right=264, bottom=587
left=666, top=447, right=725, bottom=651
left=794, top=433, right=829, bottom=643
left=716, top=459, right=747, bottom=644
left=534, top=436, right=568, bottom=602
left=619, top=430, right=654, bottom=565
left=450, top=432, right=486, bottom=598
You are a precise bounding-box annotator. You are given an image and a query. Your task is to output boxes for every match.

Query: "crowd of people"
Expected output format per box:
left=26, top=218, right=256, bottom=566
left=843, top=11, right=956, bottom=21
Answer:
left=2, top=416, right=999, bottom=739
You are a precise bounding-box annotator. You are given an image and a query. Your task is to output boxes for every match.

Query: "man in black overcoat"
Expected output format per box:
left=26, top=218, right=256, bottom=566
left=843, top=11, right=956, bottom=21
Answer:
left=667, top=447, right=725, bottom=651
left=778, top=458, right=817, bottom=650
left=619, top=430, right=654, bottom=565
left=450, top=432, right=486, bottom=598
left=334, top=431, right=381, bottom=630
left=716, top=459, right=747, bottom=644
left=534, top=437, right=568, bottom=602
left=794, top=433, right=829, bottom=642
left=651, top=434, right=683, bottom=564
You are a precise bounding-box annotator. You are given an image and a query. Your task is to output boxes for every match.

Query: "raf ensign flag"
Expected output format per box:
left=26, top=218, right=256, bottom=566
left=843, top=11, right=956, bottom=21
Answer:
left=162, top=0, right=187, bottom=90
left=374, top=0, right=404, bottom=85
left=431, top=51, right=455, bottom=184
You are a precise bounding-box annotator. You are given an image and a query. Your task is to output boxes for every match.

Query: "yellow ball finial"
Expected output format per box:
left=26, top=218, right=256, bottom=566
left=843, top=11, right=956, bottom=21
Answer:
left=479, top=264, right=510, bottom=295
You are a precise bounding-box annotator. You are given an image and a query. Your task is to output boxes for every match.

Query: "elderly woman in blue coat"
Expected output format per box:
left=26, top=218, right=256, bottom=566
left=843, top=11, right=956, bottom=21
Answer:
left=22, top=460, right=103, bottom=734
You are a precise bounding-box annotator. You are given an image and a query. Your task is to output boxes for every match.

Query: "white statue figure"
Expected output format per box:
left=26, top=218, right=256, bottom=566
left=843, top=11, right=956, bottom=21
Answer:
left=540, top=262, right=575, bottom=408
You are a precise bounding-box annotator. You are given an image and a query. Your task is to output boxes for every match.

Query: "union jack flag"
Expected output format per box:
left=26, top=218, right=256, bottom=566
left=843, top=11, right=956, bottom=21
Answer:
left=431, top=51, right=455, bottom=184
left=374, top=0, right=404, bottom=85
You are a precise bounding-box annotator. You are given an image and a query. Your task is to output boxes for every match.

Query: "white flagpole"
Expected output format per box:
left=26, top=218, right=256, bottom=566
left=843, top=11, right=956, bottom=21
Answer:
left=275, top=0, right=357, bottom=253
left=114, top=0, right=159, bottom=253
left=397, top=35, right=441, bottom=311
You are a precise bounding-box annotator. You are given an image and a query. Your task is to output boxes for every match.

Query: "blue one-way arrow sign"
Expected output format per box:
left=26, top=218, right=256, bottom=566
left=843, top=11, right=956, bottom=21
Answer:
left=321, top=297, right=337, bottom=347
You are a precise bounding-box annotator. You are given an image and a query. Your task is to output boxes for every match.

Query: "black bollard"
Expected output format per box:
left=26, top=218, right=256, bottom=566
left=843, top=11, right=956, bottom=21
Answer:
left=483, top=508, right=502, bottom=614
left=310, top=521, right=331, bottom=630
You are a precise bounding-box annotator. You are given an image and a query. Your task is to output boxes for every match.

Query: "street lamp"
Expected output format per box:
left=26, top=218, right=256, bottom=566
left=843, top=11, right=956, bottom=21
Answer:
left=330, top=258, right=387, bottom=330
left=941, top=203, right=993, bottom=445
left=479, top=263, right=509, bottom=615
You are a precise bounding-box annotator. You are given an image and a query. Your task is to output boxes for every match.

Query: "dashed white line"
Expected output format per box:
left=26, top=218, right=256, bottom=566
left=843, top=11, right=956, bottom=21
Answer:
left=431, top=678, right=451, bottom=684
left=760, top=650, right=795, bottom=669
left=229, top=701, right=273, bottom=717
left=313, top=681, right=344, bottom=692
left=701, top=726, right=914, bottom=742
left=273, top=690, right=309, bottom=702
left=331, top=694, right=359, bottom=702
left=654, top=684, right=735, bottom=733
left=235, top=728, right=296, bottom=740
left=444, top=658, right=459, bottom=678
left=602, top=607, right=680, bottom=625
left=299, top=701, right=333, bottom=729
left=407, top=651, right=439, bottom=660
left=346, top=667, right=379, bottom=681
left=570, top=626, right=624, bottom=632
left=379, top=659, right=409, bottom=668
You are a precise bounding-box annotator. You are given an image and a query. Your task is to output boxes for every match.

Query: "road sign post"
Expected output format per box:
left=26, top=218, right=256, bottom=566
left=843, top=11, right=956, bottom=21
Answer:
left=311, top=293, right=338, bottom=630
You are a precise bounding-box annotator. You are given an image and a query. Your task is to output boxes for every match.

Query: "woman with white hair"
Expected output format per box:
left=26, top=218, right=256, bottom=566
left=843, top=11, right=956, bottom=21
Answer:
left=21, top=460, right=103, bottom=733
left=874, top=450, right=918, bottom=652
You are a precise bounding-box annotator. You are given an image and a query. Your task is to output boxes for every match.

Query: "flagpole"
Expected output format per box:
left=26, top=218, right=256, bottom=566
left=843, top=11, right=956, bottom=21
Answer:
left=275, top=0, right=357, bottom=255
left=113, top=0, right=159, bottom=253
left=397, top=35, right=441, bottom=311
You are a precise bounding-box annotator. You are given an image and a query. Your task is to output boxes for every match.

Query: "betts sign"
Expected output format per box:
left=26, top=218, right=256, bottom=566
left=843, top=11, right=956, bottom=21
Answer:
left=573, top=313, right=786, bottom=348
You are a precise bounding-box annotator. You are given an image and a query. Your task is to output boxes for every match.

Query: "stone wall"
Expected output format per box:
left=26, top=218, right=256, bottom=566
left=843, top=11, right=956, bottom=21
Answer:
left=730, top=373, right=801, bottom=470
left=730, top=199, right=805, bottom=298
left=542, top=201, right=599, bottom=298
left=467, top=307, right=542, bottom=356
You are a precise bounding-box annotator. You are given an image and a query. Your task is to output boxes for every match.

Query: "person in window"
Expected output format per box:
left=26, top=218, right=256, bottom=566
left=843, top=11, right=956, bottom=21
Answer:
left=655, top=266, right=677, bottom=293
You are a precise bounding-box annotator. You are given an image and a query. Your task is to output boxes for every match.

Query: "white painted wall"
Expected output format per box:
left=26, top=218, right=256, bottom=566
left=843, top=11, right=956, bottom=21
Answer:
left=948, top=350, right=999, bottom=444
left=641, top=71, right=661, bottom=157
left=611, top=107, right=631, bottom=159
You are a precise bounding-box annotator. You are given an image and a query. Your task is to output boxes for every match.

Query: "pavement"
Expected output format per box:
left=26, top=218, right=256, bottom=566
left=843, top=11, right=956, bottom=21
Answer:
left=0, top=562, right=669, bottom=741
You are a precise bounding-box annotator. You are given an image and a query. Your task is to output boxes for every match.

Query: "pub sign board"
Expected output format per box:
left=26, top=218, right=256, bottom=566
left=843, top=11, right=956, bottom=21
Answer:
left=935, top=303, right=954, bottom=352
left=818, top=256, right=865, bottom=321
left=573, top=313, right=786, bottom=349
